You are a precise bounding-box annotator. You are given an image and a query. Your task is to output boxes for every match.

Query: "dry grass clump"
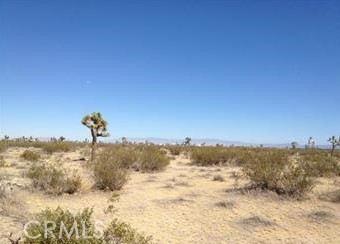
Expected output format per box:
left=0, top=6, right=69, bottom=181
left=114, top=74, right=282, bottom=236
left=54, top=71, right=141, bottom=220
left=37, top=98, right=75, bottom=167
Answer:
left=191, top=147, right=234, bottom=166
left=167, top=145, right=183, bottom=156
left=240, top=216, right=274, bottom=228
left=27, top=162, right=81, bottom=195
left=42, top=142, right=75, bottom=154
left=0, top=178, right=26, bottom=218
left=105, top=219, right=152, bottom=244
left=22, top=207, right=152, bottom=244
left=20, top=150, right=41, bottom=161
left=300, top=150, right=340, bottom=177
left=307, top=210, right=334, bottom=223
left=243, top=151, right=314, bottom=197
left=212, top=174, right=225, bottom=182
left=190, top=147, right=254, bottom=166
left=93, top=145, right=169, bottom=191
left=93, top=148, right=130, bottom=191
left=23, top=207, right=101, bottom=244
left=0, top=142, right=8, bottom=153
left=137, top=146, right=170, bottom=172
left=215, top=201, right=235, bottom=209
left=0, top=156, right=6, bottom=167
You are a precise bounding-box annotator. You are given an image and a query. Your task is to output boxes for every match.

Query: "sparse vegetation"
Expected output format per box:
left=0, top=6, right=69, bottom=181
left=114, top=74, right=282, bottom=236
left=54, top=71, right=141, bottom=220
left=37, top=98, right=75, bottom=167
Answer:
left=93, top=148, right=130, bottom=191
left=300, top=150, right=340, bottom=177
left=0, top=156, right=6, bottom=167
left=20, top=150, right=41, bottom=161
left=27, top=162, right=81, bottom=195
left=243, top=150, right=314, bottom=197
left=104, top=219, right=152, bottom=244
left=190, top=147, right=253, bottom=166
left=137, top=146, right=170, bottom=172
left=22, top=207, right=152, bottom=244
left=240, top=216, right=274, bottom=228
left=167, top=145, right=183, bottom=156
left=23, top=207, right=101, bottom=244
left=43, top=142, right=75, bottom=154
left=0, top=142, right=8, bottom=153
left=0, top=178, right=26, bottom=218
left=212, top=174, right=225, bottom=182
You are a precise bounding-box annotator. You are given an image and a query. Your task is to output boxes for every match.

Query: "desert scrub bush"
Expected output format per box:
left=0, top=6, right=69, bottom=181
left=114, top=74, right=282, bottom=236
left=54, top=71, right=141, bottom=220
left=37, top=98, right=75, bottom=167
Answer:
left=243, top=151, right=314, bottom=197
left=28, top=163, right=81, bottom=195
left=136, top=146, right=170, bottom=172
left=0, top=156, right=6, bottom=167
left=191, top=147, right=236, bottom=166
left=22, top=206, right=152, bottom=244
left=43, top=142, right=75, bottom=154
left=0, top=142, right=8, bottom=153
left=167, top=145, right=183, bottom=156
left=93, top=148, right=131, bottom=191
left=300, top=150, right=340, bottom=177
left=23, top=207, right=102, bottom=244
left=0, top=179, right=26, bottom=218
left=104, top=219, right=152, bottom=244
left=20, top=150, right=41, bottom=161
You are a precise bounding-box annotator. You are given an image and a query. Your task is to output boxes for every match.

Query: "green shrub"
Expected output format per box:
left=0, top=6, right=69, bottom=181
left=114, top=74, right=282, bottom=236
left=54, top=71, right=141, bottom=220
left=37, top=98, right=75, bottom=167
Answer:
left=28, top=163, right=81, bottom=195
left=0, top=156, right=6, bottom=167
left=137, top=146, right=170, bottom=172
left=300, top=150, right=340, bottom=177
left=43, top=142, right=75, bottom=154
left=104, top=219, right=152, bottom=244
left=191, top=147, right=235, bottom=166
left=0, top=142, right=8, bottom=153
left=21, top=150, right=41, bottom=161
left=93, top=149, right=130, bottom=191
left=23, top=207, right=101, bottom=244
left=23, top=207, right=152, bottom=244
left=243, top=151, right=314, bottom=197
left=167, top=146, right=183, bottom=156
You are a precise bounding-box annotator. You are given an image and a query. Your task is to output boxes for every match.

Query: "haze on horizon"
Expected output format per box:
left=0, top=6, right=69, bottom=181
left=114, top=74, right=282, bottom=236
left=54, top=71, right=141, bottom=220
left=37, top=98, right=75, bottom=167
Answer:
left=1, top=1, right=339, bottom=145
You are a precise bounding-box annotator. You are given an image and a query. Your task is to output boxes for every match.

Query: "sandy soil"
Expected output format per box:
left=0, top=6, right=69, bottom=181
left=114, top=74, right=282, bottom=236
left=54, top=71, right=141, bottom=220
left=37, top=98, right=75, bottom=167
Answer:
left=1, top=147, right=340, bottom=243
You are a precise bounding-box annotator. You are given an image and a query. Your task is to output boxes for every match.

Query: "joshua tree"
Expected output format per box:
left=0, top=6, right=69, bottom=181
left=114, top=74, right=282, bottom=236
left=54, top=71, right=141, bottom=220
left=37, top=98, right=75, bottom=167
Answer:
left=82, top=112, right=109, bottom=161
left=121, top=137, right=128, bottom=145
left=328, top=136, right=340, bottom=159
left=306, top=137, right=315, bottom=149
left=291, top=141, right=298, bottom=150
left=4, top=135, right=9, bottom=141
left=59, top=136, right=66, bottom=142
left=184, top=137, right=191, bottom=146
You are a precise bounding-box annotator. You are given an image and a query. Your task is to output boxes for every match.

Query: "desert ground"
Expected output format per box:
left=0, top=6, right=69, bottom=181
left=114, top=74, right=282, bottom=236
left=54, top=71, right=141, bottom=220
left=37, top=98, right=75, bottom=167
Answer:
left=1, top=146, right=340, bottom=244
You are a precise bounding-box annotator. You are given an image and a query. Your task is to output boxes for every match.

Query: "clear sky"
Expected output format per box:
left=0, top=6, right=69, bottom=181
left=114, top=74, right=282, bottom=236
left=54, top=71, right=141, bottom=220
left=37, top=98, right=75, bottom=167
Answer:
left=0, top=0, right=339, bottom=144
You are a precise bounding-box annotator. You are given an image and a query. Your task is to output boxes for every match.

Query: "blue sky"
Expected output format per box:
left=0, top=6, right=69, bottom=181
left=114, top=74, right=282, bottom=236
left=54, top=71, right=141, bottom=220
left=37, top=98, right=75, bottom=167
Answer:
left=0, top=0, right=339, bottom=144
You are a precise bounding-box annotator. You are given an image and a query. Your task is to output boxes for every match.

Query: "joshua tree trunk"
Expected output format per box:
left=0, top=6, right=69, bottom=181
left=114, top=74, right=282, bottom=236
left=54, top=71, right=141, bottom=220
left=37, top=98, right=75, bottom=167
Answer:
left=82, top=112, right=109, bottom=162
left=330, top=144, right=336, bottom=160
left=91, top=128, right=97, bottom=161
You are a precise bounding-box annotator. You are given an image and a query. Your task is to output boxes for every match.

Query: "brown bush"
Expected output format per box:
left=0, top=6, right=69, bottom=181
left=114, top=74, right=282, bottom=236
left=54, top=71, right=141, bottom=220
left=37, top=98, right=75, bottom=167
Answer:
left=43, top=142, right=75, bottom=154
left=136, top=146, right=170, bottom=172
left=27, top=163, right=81, bottom=195
left=243, top=151, right=314, bottom=197
left=23, top=207, right=152, bottom=244
left=0, top=142, right=8, bottom=153
left=93, top=149, right=130, bottom=191
left=21, top=150, right=41, bottom=161
left=300, top=150, right=340, bottom=177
